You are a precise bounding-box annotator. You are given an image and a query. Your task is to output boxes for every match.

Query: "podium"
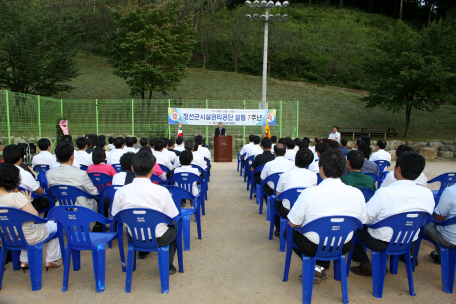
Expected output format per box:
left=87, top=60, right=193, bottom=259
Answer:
left=214, top=136, right=232, bottom=162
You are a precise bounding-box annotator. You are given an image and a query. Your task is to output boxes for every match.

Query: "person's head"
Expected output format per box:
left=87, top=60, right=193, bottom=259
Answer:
left=261, top=138, right=272, bottom=150
left=303, top=137, right=310, bottom=143
left=76, top=137, right=88, bottom=150
left=179, top=150, right=193, bottom=166
left=55, top=141, right=74, bottom=164
left=133, top=137, right=138, bottom=144
left=154, top=139, right=164, bottom=152
left=114, top=137, right=125, bottom=149
left=357, top=144, right=372, bottom=159
left=347, top=150, right=364, bottom=171
left=273, top=143, right=286, bottom=156
left=395, top=145, right=414, bottom=160
left=193, top=141, right=199, bottom=151
left=218, top=122, right=223, bottom=128
left=131, top=152, right=156, bottom=177
left=92, top=147, right=106, bottom=165
left=332, top=126, right=339, bottom=133
left=248, top=135, right=255, bottom=143
left=278, top=138, right=287, bottom=145
left=298, top=140, right=309, bottom=150
left=86, top=137, right=93, bottom=148
left=376, top=140, right=387, bottom=150
left=195, top=135, right=203, bottom=146
left=61, top=135, right=72, bottom=143
left=176, top=137, right=183, bottom=146
left=140, top=137, right=148, bottom=147
left=318, top=149, right=346, bottom=179
left=294, top=138, right=301, bottom=146
left=149, top=138, right=155, bottom=147
left=295, top=149, right=314, bottom=168
left=3, top=145, right=23, bottom=165
left=108, top=137, right=114, bottom=144
left=315, top=142, right=330, bottom=156
left=98, top=135, right=106, bottom=141
left=138, top=146, right=152, bottom=154
left=270, top=136, right=277, bottom=144
left=162, top=138, right=168, bottom=148
left=355, top=139, right=364, bottom=149
left=286, top=139, right=295, bottom=150
left=253, top=136, right=260, bottom=145
left=125, top=137, right=135, bottom=148
left=184, top=139, right=195, bottom=151
left=168, top=139, right=175, bottom=149
left=120, top=152, right=135, bottom=172
left=329, top=141, right=340, bottom=150
left=314, top=137, right=321, bottom=144
left=37, top=138, right=51, bottom=152
left=203, top=137, right=207, bottom=145
left=395, top=152, right=425, bottom=181
left=95, top=139, right=106, bottom=149
left=341, top=138, right=348, bottom=147
left=0, top=163, right=20, bottom=191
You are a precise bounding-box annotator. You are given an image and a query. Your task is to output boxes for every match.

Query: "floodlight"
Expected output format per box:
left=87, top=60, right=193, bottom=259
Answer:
left=253, top=0, right=260, bottom=6
left=267, top=0, right=274, bottom=7
left=261, top=0, right=267, bottom=7
left=274, top=14, right=281, bottom=21
left=267, top=14, right=274, bottom=21
left=245, top=14, right=252, bottom=21
left=282, top=14, right=288, bottom=21
left=282, top=1, right=289, bottom=7
left=275, top=1, right=281, bottom=7
left=244, top=1, right=251, bottom=6
left=260, top=14, right=266, bottom=21
left=253, top=14, right=260, bottom=21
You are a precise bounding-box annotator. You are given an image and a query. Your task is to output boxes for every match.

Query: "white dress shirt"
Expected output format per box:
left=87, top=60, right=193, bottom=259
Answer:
left=366, top=180, right=434, bottom=242
left=307, top=160, right=320, bottom=173
left=260, top=156, right=295, bottom=188
left=163, top=149, right=178, bottom=165
left=153, top=150, right=174, bottom=170
left=277, top=167, right=318, bottom=209
left=245, top=145, right=263, bottom=164
left=369, top=149, right=392, bottom=163
left=197, top=145, right=211, bottom=160
left=310, top=146, right=316, bottom=153
left=108, top=144, right=115, bottom=151
left=49, top=155, right=80, bottom=169
left=174, top=166, right=201, bottom=195
left=112, top=172, right=127, bottom=185
left=240, top=142, right=254, bottom=156
left=107, top=148, right=126, bottom=165
left=381, top=171, right=427, bottom=188
left=74, top=150, right=93, bottom=166
left=15, top=165, right=40, bottom=192
left=123, top=147, right=137, bottom=154
left=111, top=178, right=179, bottom=238
left=174, top=145, right=185, bottom=152
left=32, top=151, right=54, bottom=168
left=284, top=149, right=297, bottom=161
left=329, top=132, right=341, bottom=143
left=434, top=185, right=456, bottom=245
left=288, top=178, right=367, bottom=244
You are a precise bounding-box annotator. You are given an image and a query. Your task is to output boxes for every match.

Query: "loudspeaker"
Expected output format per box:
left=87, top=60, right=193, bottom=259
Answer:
left=85, top=134, right=98, bottom=143
left=358, top=135, right=370, bottom=146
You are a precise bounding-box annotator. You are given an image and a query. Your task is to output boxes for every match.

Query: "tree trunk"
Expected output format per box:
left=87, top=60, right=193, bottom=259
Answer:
left=404, top=105, right=412, bottom=138
left=309, top=0, right=311, bottom=5
left=399, top=0, right=403, bottom=19
left=339, top=0, right=343, bottom=8
left=234, top=55, right=238, bottom=73
left=427, top=3, right=432, bottom=26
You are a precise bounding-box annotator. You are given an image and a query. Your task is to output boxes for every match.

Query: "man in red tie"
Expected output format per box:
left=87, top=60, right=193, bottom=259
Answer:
left=215, top=122, right=226, bottom=136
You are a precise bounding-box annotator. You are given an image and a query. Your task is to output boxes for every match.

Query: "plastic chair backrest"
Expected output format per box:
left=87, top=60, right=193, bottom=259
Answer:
left=358, top=187, right=375, bottom=202
left=48, top=206, right=110, bottom=250
left=159, top=164, right=170, bottom=174
left=369, top=212, right=430, bottom=253
left=36, top=171, right=48, bottom=192
left=163, top=185, right=196, bottom=212
left=48, top=185, right=95, bottom=206
left=364, top=172, right=380, bottom=182
left=316, top=173, right=323, bottom=185
left=428, top=173, right=456, bottom=197
left=264, top=172, right=283, bottom=195
left=113, top=208, right=173, bottom=251
left=33, top=165, right=50, bottom=173
left=88, top=172, right=113, bottom=192
left=276, top=187, right=306, bottom=206
left=0, top=207, right=47, bottom=249
left=191, top=164, right=206, bottom=175
left=382, top=171, right=388, bottom=180
left=433, top=216, right=456, bottom=227
left=168, top=173, right=203, bottom=194
left=150, top=174, right=165, bottom=185
left=374, top=160, right=390, bottom=174
left=253, top=164, right=265, bottom=175
left=246, top=155, right=254, bottom=165
left=295, top=216, right=363, bottom=259
left=111, top=164, right=122, bottom=173
left=80, top=165, right=88, bottom=171
left=241, top=153, right=247, bottom=160
left=100, top=185, right=123, bottom=211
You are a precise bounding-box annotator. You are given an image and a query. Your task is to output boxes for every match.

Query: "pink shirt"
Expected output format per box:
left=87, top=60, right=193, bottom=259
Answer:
left=87, top=164, right=118, bottom=177
left=154, top=163, right=164, bottom=177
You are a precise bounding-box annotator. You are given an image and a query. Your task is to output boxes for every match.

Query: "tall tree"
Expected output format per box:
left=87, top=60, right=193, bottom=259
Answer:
left=223, top=7, right=250, bottom=73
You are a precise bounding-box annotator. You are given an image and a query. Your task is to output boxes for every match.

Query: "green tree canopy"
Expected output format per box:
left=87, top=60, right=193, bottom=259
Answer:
left=107, top=0, right=196, bottom=99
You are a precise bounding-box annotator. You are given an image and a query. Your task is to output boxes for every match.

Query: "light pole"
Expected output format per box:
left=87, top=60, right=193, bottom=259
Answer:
left=245, top=1, right=289, bottom=107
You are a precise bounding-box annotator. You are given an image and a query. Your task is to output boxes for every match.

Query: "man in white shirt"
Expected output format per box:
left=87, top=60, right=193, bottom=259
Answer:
left=75, top=137, right=93, bottom=166
left=273, top=149, right=317, bottom=236
left=240, top=135, right=255, bottom=158
left=174, top=150, right=201, bottom=199
left=328, top=126, right=340, bottom=143
left=173, top=139, right=207, bottom=171
left=288, top=148, right=367, bottom=281
left=381, top=145, right=427, bottom=188
left=350, top=152, right=434, bottom=276
left=123, top=137, right=137, bottom=154
left=369, top=140, right=392, bottom=163
left=195, top=135, right=211, bottom=160
left=174, top=137, right=185, bottom=152
left=309, top=137, right=321, bottom=154
left=111, top=151, right=179, bottom=273
left=308, top=142, right=330, bottom=173
left=424, top=184, right=456, bottom=264
left=107, top=137, right=115, bottom=151
left=260, top=144, right=295, bottom=198
left=162, top=139, right=178, bottom=165
left=245, top=136, right=263, bottom=165
left=270, top=136, right=277, bottom=151
left=32, top=138, right=54, bottom=168
left=284, top=139, right=297, bottom=161
left=153, top=139, right=175, bottom=172
left=107, top=137, right=126, bottom=165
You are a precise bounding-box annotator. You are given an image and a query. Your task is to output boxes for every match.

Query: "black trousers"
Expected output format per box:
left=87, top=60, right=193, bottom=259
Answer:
left=291, top=230, right=352, bottom=269
left=352, top=226, right=389, bottom=268
left=253, top=173, right=261, bottom=185
left=274, top=200, right=289, bottom=232
left=263, top=183, right=274, bottom=204
left=31, top=196, right=49, bottom=213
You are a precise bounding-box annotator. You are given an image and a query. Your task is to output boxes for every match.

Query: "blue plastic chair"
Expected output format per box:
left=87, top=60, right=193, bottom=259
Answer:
left=159, top=164, right=171, bottom=175
left=382, top=171, right=388, bottom=180
left=204, top=157, right=211, bottom=182
left=164, top=185, right=200, bottom=251
left=358, top=187, right=375, bottom=202
left=364, top=171, right=380, bottom=182
left=88, top=172, right=113, bottom=220
left=239, top=153, right=246, bottom=177
left=113, top=208, right=183, bottom=294
left=269, top=188, right=306, bottom=252
left=80, top=165, right=88, bottom=171
left=0, top=207, right=59, bottom=291
left=48, top=206, right=116, bottom=293
left=237, top=153, right=242, bottom=172
left=250, top=164, right=265, bottom=200
left=259, top=172, right=283, bottom=220
left=47, top=185, right=98, bottom=209
left=151, top=174, right=165, bottom=185
left=427, top=173, right=456, bottom=205
left=36, top=171, right=48, bottom=192
left=316, top=173, right=323, bottom=185
left=33, top=164, right=50, bottom=173
left=244, top=155, right=254, bottom=183
left=169, top=172, right=205, bottom=216
left=346, top=212, right=431, bottom=298
left=111, top=163, right=122, bottom=173
left=374, top=160, right=390, bottom=176
left=100, top=185, right=124, bottom=250
left=283, top=216, right=363, bottom=304
left=191, top=164, right=208, bottom=201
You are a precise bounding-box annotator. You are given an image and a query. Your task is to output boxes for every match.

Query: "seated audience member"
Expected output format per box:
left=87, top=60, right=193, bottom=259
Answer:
left=329, top=141, right=340, bottom=150
left=245, top=136, right=262, bottom=165
left=75, top=137, right=93, bottom=166
left=138, top=147, right=166, bottom=182
left=293, top=138, right=301, bottom=152
left=195, top=135, right=211, bottom=160
left=50, top=135, right=80, bottom=169
left=260, top=144, right=295, bottom=197
left=240, top=135, right=255, bottom=159
left=168, top=139, right=181, bottom=157
left=284, top=140, right=297, bottom=161
left=328, top=126, right=340, bottom=143
left=32, top=138, right=53, bottom=168
left=149, top=138, right=156, bottom=152
left=251, top=138, right=275, bottom=184
left=133, top=137, right=141, bottom=150
left=308, top=142, right=330, bottom=173
left=111, top=152, right=179, bottom=273
left=3, top=145, right=49, bottom=212
left=341, top=150, right=376, bottom=191
left=278, top=137, right=287, bottom=145
left=355, top=139, right=364, bottom=149
left=381, top=145, right=427, bottom=188
left=191, top=142, right=208, bottom=170
left=309, top=137, right=321, bottom=154
left=85, top=137, right=94, bottom=154
left=288, top=149, right=367, bottom=281
left=108, top=137, right=115, bottom=151
left=139, top=137, right=149, bottom=149
left=123, top=137, right=137, bottom=153
left=174, top=137, right=184, bottom=152
left=153, top=139, right=175, bottom=171
left=350, top=152, right=434, bottom=275
left=174, top=150, right=200, bottom=197
left=112, top=152, right=136, bottom=185
left=46, top=141, right=99, bottom=212
left=203, top=137, right=210, bottom=149
left=342, top=143, right=379, bottom=176
left=95, top=138, right=110, bottom=159
left=0, top=163, right=61, bottom=269
left=369, top=140, right=391, bottom=162
left=107, top=137, right=126, bottom=165
left=424, top=184, right=456, bottom=264
left=290, top=140, right=310, bottom=163
left=273, top=149, right=317, bottom=236
left=271, top=136, right=277, bottom=151
left=160, top=138, right=178, bottom=165
left=87, top=147, right=118, bottom=178
left=339, top=139, right=350, bottom=155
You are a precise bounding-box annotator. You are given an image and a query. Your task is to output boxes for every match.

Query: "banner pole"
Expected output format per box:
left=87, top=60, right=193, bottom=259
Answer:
left=60, top=99, right=63, bottom=116
left=131, top=99, right=134, bottom=136
left=243, top=100, right=246, bottom=146
left=206, top=99, right=208, bottom=146
left=37, top=95, right=41, bottom=139
left=96, top=99, right=99, bottom=135
left=168, top=99, right=171, bottom=138
left=296, top=101, right=299, bottom=138
left=280, top=100, right=282, bottom=138
left=6, top=90, right=11, bottom=144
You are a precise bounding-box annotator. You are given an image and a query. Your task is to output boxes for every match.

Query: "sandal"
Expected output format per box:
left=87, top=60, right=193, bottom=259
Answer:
left=20, top=262, right=29, bottom=273
left=45, top=259, right=62, bottom=271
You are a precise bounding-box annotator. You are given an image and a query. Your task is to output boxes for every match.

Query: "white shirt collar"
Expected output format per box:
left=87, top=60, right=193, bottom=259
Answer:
left=387, top=180, right=415, bottom=187
left=319, top=178, right=342, bottom=186
left=132, top=178, right=152, bottom=184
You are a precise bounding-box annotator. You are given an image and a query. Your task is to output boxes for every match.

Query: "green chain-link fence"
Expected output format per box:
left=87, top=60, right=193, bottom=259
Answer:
left=0, top=90, right=298, bottom=155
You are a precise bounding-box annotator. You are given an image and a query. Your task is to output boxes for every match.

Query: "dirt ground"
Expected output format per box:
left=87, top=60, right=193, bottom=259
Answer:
left=1, top=160, right=456, bottom=304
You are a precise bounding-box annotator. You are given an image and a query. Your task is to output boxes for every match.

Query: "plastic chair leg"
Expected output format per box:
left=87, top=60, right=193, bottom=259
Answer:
left=157, top=246, right=170, bottom=294
left=0, top=247, right=7, bottom=290
left=441, top=247, right=456, bottom=294
left=279, top=217, right=287, bottom=253
left=92, top=246, right=106, bottom=293
left=346, top=238, right=357, bottom=277
left=259, top=194, right=264, bottom=215
left=302, top=256, right=317, bottom=304
left=183, top=216, right=191, bottom=251
left=176, top=221, right=184, bottom=273
left=266, top=196, right=271, bottom=222
left=200, top=196, right=206, bottom=216
left=108, top=220, right=117, bottom=249
left=372, top=251, right=388, bottom=298
left=11, top=250, right=20, bottom=271
left=28, top=245, right=44, bottom=291
left=269, top=207, right=276, bottom=240
left=247, top=174, right=250, bottom=190
left=403, top=251, right=416, bottom=296
left=117, top=226, right=126, bottom=272
left=283, top=228, right=293, bottom=282
left=390, top=255, right=399, bottom=274
left=62, top=246, right=71, bottom=292
left=72, top=250, right=81, bottom=271
left=98, top=197, right=106, bottom=232
left=339, top=255, right=349, bottom=304
left=195, top=208, right=202, bottom=240
left=125, top=245, right=134, bottom=293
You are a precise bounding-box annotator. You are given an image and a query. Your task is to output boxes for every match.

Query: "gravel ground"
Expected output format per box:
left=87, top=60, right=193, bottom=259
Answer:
left=1, top=160, right=456, bottom=304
